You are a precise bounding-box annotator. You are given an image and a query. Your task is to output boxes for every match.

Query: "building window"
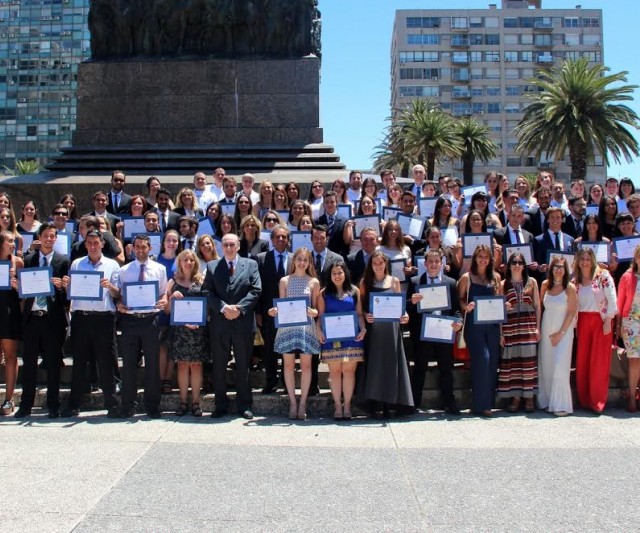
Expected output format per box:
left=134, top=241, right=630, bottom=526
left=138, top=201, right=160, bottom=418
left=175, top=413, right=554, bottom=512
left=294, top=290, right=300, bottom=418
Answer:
left=452, top=52, right=469, bottom=63
left=407, top=17, right=441, bottom=28
left=504, top=51, right=518, bottom=62
left=485, top=34, right=500, bottom=45
left=469, top=17, right=483, bottom=28
left=564, top=17, right=580, bottom=28
left=486, top=86, right=501, bottom=96
left=469, top=51, right=482, bottom=62
left=583, top=35, right=601, bottom=46
left=521, top=51, right=533, bottom=63
left=504, top=34, right=518, bottom=45
left=485, top=51, right=500, bottom=62
left=470, top=68, right=483, bottom=80
left=399, top=51, right=440, bottom=63
left=472, top=102, right=484, bottom=114
left=582, top=51, right=601, bottom=62
left=519, top=17, right=534, bottom=28
left=407, top=34, right=440, bottom=45
left=471, top=87, right=484, bottom=97
left=399, top=86, right=440, bottom=98
left=521, top=34, right=533, bottom=45
left=504, top=18, right=518, bottom=28
left=507, top=157, right=522, bottom=167
left=534, top=35, right=552, bottom=46
left=564, top=34, right=580, bottom=46
left=451, top=17, right=468, bottom=29
left=469, top=34, right=484, bottom=45
left=505, top=68, right=519, bottom=80
left=485, top=68, right=500, bottom=79
left=582, top=17, right=599, bottom=28
left=399, top=68, right=440, bottom=80
left=505, top=86, right=521, bottom=96
left=452, top=68, right=470, bottom=82
left=487, top=103, right=501, bottom=114
left=505, top=103, right=520, bottom=114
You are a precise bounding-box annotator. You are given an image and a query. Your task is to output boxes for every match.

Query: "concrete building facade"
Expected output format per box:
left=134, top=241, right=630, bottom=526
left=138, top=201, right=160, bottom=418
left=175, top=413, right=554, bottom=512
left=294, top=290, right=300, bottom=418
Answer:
left=391, top=0, right=604, bottom=183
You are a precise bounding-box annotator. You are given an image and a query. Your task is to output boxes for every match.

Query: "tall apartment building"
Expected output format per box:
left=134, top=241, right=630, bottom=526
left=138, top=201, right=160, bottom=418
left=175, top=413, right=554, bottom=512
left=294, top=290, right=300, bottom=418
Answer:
left=391, top=0, right=604, bottom=183
left=0, top=0, right=90, bottom=170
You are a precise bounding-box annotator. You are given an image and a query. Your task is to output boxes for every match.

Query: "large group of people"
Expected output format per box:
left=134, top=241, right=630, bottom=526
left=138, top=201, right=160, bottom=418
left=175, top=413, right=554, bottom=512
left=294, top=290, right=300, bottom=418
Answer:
left=0, top=165, right=638, bottom=420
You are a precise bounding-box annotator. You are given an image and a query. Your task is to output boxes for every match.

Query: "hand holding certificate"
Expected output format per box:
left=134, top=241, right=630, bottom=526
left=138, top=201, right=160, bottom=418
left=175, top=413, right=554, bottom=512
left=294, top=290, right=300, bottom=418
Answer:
left=0, top=260, right=10, bottom=290
left=415, top=283, right=451, bottom=312
left=18, top=267, right=54, bottom=298
left=369, top=293, right=406, bottom=322
left=170, top=297, right=207, bottom=326
left=473, top=296, right=506, bottom=324
left=321, top=312, right=359, bottom=342
left=274, top=297, right=309, bottom=327
left=68, top=271, right=104, bottom=301
left=123, top=281, right=160, bottom=310
left=420, top=314, right=457, bottom=343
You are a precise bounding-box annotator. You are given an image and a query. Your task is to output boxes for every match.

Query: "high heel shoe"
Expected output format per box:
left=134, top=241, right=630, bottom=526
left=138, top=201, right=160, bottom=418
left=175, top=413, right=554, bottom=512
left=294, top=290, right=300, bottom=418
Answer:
left=524, top=399, right=535, bottom=413
left=507, top=398, right=521, bottom=413
left=288, top=403, right=298, bottom=420
left=297, top=403, right=307, bottom=420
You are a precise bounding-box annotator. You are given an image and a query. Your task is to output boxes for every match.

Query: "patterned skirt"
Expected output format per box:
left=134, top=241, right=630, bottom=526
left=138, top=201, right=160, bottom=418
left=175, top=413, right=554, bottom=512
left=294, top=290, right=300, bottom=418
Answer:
left=497, top=307, right=538, bottom=398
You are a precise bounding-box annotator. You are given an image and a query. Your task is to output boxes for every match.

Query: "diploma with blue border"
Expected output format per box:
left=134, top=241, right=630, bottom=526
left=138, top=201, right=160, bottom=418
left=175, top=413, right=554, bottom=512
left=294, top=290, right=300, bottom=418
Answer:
left=170, top=297, right=207, bottom=326
left=420, top=314, right=457, bottom=343
left=503, top=243, right=533, bottom=264
left=65, top=220, right=78, bottom=235
left=220, top=203, right=236, bottom=216
left=122, top=216, right=147, bottom=239
left=353, top=215, right=381, bottom=238
left=369, top=293, right=405, bottom=322
left=473, top=296, right=506, bottom=324
left=613, top=236, right=640, bottom=262
left=146, top=232, right=163, bottom=258
left=290, top=231, right=313, bottom=253
left=122, top=281, right=159, bottom=310
left=418, top=197, right=437, bottom=219
left=463, top=233, right=492, bottom=258
left=415, top=283, right=451, bottom=312
left=197, top=218, right=216, bottom=237
left=18, top=266, right=53, bottom=298
left=578, top=241, right=610, bottom=264
left=337, top=204, right=353, bottom=220
left=0, top=260, right=11, bottom=290
left=53, top=231, right=72, bottom=257
left=397, top=214, right=426, bottom=240
left=389, top=258, right=406, bottom=282
left=21, top=232, right=35, bottom=253
left=322, top=312, right=359, bottom=342
left=69, top=270, right=104, bottom=301
left=382, top=207, right=402, bottom=222
left=274, top=297, right=309, bottom=327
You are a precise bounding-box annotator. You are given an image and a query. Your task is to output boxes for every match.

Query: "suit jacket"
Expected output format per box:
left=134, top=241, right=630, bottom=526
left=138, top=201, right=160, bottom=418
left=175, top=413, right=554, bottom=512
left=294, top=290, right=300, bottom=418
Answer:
left=106, top=191, right=133, bottom=215
left=316, top=213, right=348, bottom=258
left=562, top=216, right=584, bottom=239
left=493, top=226, right=534, bottom=246
left=524, top=205, right=547, bottom=237
left=203, top=257, right=261, bottom=326
left=22, top=251, right=69, bottom=329
left=173, top=207, right=205, bottom=219
left=347, top=249, right=367, bottom=285
left=239, top=238, right=269, bottom=262
left=534, top=231, right=575, bottom=266
left=312, top=249, right=342, bottom=288
left=256, top=250, right=292, bottom=315
left=151, top=209, right=180, bottom=232
left=70, top=231, right=121, bottom=262
left=88, top=211, right=120, bottom=234
left=406, top=273, right=460, bottom=343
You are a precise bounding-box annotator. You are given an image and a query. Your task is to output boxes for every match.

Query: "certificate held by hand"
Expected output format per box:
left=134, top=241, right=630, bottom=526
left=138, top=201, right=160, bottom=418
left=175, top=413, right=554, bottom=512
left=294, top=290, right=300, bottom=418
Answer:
left=416, top=283, right=451, bottom=312
left=274, top=297, right=309, bottom=327
left=322, top=312, right=358, bottom=342
left=369, top=293, right=405, bottom=322
left=69, top=271, right=104, bottom=301
left=123, top=281, right=159, bottom=310
left=473, top=296, right=506, bottom=324
left=18, top=267, right=54, bottom=298
left=171, top=297, right=207, bottom=326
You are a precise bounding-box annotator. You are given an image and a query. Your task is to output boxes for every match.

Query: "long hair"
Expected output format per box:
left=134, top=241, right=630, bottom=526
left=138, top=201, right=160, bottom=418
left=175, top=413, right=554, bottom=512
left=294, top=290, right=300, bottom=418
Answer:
left=361, top=250, right=390, bottom=291
left=234, top=193, right=253, bottom=228
left=464, top=209, right=488, bottom=234
left=381, top=219, right=404, bottom=249
left=331, top=179, right=349, bottom=204
left=274, top=184, right=290, bottom=209
left=470, top=244, right=498, bottom=293
left=357, top=194, right=377, bottom=216
left=20, top=200, right=39, bottom=221
left=632, top=245, right=640, bottom=274
left=285, top=181, right=300, bottom=201
left=288, top=199, right=311, bottom=223
left=470, top=192, right=490, bottom=219
left=324, top=260, right=356, bottom=299
left=360, top=177, right=378, bottom=199
left=588, top=183, right=603, bottom=205
left=573, top=248, right=598, bottom=283
left=0, top=207, right=18, bottom=233
left=289, top=246, right=317, bottom=278
left=580, top=214, right=603, bottom=241
left=175, top=249, right=204, bottom=284
left=160, top=229, right=182, bottom=255
left=196, top=234, right=219, bottom=262
left=599, top=195, right=618, bottom=225
left=547, top=256, right=570, bottom=289
left=0, top=230, right=15, bottom=259
left=216, top=214, right=237, bottom=238
left=619, top=177, right=636, bottom=199
left=432, top=196, right=452, bottom=226
left=504, top=252, right=530, bottom=295
left=306, top=181, right=324, bottom=202
left=129, top=194, right=148, bottom=215
left=59, top=193, right=78, bottom=219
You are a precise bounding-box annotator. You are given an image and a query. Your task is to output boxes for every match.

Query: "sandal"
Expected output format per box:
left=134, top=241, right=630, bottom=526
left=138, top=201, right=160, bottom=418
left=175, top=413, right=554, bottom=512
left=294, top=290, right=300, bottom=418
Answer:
left=507, top=398, right=521, bottom=413
left=191, top=403, right=202, bottom=417
left=524, top=399, right=535, bottom=413
left=175, top=402, right=188, bottom=416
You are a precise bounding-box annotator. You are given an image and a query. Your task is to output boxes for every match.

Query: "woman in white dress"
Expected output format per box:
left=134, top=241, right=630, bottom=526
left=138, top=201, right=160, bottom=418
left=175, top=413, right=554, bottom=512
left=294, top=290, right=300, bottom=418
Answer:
left=537, top=256, right=578, bottom=416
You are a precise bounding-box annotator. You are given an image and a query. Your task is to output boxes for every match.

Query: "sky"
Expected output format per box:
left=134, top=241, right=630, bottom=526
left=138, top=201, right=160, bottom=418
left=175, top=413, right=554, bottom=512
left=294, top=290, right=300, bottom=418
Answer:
left=318, top=0, right=640, bottom=182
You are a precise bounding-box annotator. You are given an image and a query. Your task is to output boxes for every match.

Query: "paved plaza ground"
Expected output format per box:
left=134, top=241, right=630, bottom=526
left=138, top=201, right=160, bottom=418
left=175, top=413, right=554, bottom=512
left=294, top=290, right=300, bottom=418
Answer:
left=1, top=408, right=639, bottom=532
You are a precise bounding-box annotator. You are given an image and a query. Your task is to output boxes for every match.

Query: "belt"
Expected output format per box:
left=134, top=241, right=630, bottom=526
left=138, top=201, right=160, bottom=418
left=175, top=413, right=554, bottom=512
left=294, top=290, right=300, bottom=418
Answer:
left=123, top=312, right=158, bottom=319
left=74, top=311, right=115, bottom=317
left=30, top=310, right=48, bottom=317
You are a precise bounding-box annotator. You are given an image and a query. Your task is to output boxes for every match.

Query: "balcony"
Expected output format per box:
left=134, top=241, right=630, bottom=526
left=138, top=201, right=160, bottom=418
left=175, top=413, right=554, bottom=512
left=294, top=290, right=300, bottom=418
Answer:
left=535, top=54, right=554, bottom=64
left=451, top=75, right=470, bottom=83
left=452, top=89, right=471, bottom=99
left=534, top=21, right=553, bottom=31
left=452, top=108, right=473, bottom=117
left=451, top=55, right=469, bottom=64
left=451, top=37, right=470, bottom=48
left=451, top=24, right=469, bottom=32
left=533, top=38, right=553, bottom=49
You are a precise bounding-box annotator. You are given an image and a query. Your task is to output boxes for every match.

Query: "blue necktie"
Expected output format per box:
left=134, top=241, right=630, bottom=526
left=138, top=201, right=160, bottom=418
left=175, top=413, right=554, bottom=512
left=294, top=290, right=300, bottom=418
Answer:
left=36, top=255, right=48, bottom=309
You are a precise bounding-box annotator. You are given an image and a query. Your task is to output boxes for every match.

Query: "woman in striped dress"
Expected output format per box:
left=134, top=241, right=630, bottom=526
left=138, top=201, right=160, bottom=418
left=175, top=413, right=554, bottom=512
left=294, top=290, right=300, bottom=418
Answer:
left=498, top=252, right=541, bottom=413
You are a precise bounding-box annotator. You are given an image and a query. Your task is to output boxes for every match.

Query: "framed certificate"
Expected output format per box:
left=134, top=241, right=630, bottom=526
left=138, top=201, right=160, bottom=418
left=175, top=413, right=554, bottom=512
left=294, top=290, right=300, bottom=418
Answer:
left=396, top=214, right=426, bottom=240
left=415, top=283, right=451, bottom=313
left=461, top=184, right=488, bottom=205
left=276, top=210, right=290, bottom=221
left=197, top=217, right=216, bottom=237
left=0, top=260, right=11, bottom=290
left=122, top=216, right=147, bottom=239
left=146, top=232, right=163, bottom=258
left=546, top=250, right=575, bottom=273
left=579, top=241, right=610, bottom=264
left=441, top=227, right=458, bottom=247
left=53, top=231, right=72, bottom=257
left=353, top=215, right=381, bottom=239
left=337, top=204, right=353, bottom=220
left=473, top=296, right=506, bottom=324
left=274, top=297, right=309, bottom=327
left=418, top=197, right=437, bottom=219
left=220, top=203, right=236, bottom=216
left=382, top=207, right=402, bottom=222
left=69, top=270, right=104, bottom=301
left=18, top=267, right=53, bottom=298
left=420, top=314, right=457, bottom=344
left=369, top=293, right=406, bottom=322
left=617, top=198, right=629, bottom=214
left=170, top=297, right=207, bottom=326
left=462, top=233, right=492, bottom=258
left=415, top=254, right=427, bottom=278
left=122, top=281, right=159, bottom=310
left=389, top=258, right=406, bottom=282
left=321, top=312, right=359, bottom=342
left=585, top=205, right=599, bottom=217
left=21, top=232, right=35, bottom=253
left=65, top=220, right=78, bottom=235
left=613, top=236, right=640, bottom=262
left=290, top=231, right=312, bottom=253
left=503, top=243, right=533, bottom=264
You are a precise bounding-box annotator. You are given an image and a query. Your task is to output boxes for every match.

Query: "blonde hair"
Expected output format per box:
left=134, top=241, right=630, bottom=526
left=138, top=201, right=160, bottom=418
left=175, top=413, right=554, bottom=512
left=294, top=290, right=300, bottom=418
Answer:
left=176, top=249, right=204, bottom=284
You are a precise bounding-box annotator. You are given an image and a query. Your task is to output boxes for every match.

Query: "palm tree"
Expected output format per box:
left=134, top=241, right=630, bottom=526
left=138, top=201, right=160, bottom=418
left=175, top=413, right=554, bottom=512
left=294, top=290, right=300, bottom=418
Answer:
left=515, top=58, right=640, bottom=181
left=372, top=118, right=414, bottom=178
left=454, top=117, right=499, bottom=185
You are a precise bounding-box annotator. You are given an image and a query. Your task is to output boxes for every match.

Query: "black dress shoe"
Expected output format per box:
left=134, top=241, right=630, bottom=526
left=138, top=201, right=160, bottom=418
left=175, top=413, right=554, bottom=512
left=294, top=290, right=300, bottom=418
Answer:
left=210, top=409, right=228, bottom=418
left=444, top=404, right=461, bottom=416
left=14, top=407, right=31, bottom=419
left=48, top=408, right=60, bottom=419
left=261, top=384, right=279, bottom=394
left=146, top=409, right=161, bottom=419
left=61, top=407, right=79, bottom=418
left=240, top=409, right=254, bottom=420
left=120, top=408, right=135, bottom=419
left=106, top=406, right=121, bottom=419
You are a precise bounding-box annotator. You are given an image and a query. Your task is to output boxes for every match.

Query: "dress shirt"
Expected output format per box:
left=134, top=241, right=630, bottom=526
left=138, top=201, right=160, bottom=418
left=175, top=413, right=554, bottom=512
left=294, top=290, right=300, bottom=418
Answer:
left=509, top=225, right=523, bottom=244
left=69, top=254, right=120, bottom=312
left=275, top=251, right=288, bottom=274
left=207, top=183, right=224, bottom=201
left=193, top=188, right=217, bottom=212
left=117, top=258, right=167, bottom=314
left=547, top=229, right=563, bottom=251
left=313, top=250, right=326, bottom=271
left=428, top=273, right=443, bottom=315
left=346, top=189, right=361, bottom=203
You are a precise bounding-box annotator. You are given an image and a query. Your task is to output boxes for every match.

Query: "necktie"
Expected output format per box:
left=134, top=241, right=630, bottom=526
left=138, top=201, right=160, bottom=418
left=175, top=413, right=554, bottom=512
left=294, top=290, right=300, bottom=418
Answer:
left=186, top=240, right=193, bottom=250
left=515, top=229, right=522, bottom=244
left=36, top=255, right=48, bottom=309
left=429, top=276, right=438, bottom=284
left=315, top=252, right=322, bottom=274
left=160, top=213, right=167, bottom=232
left=363, top=253, right=369, bottom=267
left=554, top=232, right=561, bottom=250
left=327, top=216, right=334, bottom=236
left=277, top=253, right=285, bottom=278
left=228, top=261, right=234, bottom=276
left=576, top=219, right=582, bottom=235
left=113, top=193, right=119, bottom=211
left=138, top=263, right=146, bottom=282
left=416, top=186, right=421, bottom=199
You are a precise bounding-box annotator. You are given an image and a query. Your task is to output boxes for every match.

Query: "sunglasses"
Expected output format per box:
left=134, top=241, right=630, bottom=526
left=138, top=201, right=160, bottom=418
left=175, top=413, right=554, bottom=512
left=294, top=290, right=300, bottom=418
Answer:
left=53, top=211, right=68, bottom=216
left=511, top=260, right=525, bottom=266
left=265, top=217, right=278, bottom=223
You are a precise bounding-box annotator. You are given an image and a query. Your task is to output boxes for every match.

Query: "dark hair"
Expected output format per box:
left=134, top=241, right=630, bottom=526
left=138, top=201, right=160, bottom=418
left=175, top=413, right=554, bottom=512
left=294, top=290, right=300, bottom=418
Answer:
left=0, top=230, right=16, bottom=257
left=285, top=181, right=300, bottom=200
left=619, top=177, right=636, bottom=199
left=598, top=194, right=618, bottom=225
left=331, top=179, right=349, bottom=204
left=216, top=213, right=237, bottom=238
left=323, top=260, right=357, bottom=299
left=357, top=194, right=377, bottom=216
left=157, top=187, right=172, bottom=199
left=287, top=199, right=311, bottom=223
left=36, top=221, right=56, bottom=237
left=20, top=200, right=39, bottom=221
left=504, top=252, right=529, bottom=294
left=160, top=229, right=182, bottom=255
left=128, top=194, right=148, bottom=215
left=432, top=196, right=452, bottom=226
left=380, top=219, right=404, bottom=249
left=470, top=244, right=498, bottom=293
left=145, top=176, right=160, bottom=191
left=471, top=191, right=490, bottom=219
left=464, top=208, right=487, bottom=233
left=84, top=229, right=104, bottom=242
left=581, top=214, right=603, bottom=241
left=307, top=180, right=324, bottom=202
left=234, top=192, right=253, bottom=228
left=361, top=250, right=389, bottom=292
left=360, top=177, right=378, bottom=199
left=615, top=212, right=635, bottom=236
left=588, top=183, right=603, bottom=205
left=59, top=193, right=78, bottom=219
left=312, top=224, right=328, bottom=237
left=547, top=255, right=570, bottom=289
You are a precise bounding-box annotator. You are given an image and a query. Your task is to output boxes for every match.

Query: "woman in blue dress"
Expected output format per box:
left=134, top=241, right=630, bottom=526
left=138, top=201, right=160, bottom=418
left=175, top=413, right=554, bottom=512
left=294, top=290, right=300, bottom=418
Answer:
left=269, top=247, right=321, bottom=420
left=317, top=261, right=366, bottom=420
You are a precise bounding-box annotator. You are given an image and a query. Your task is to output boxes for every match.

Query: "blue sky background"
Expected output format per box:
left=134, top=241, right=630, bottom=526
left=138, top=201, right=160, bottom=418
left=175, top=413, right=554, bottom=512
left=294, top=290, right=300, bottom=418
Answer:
left=319, top=0, right=640, bottom=182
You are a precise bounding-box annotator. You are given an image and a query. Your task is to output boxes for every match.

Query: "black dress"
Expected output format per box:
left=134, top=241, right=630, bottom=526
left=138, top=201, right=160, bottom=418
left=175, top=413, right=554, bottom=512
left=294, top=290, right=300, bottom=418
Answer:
left=0, top=258, right=21, bottom=340
left=168, top=282, right=210, bottom=363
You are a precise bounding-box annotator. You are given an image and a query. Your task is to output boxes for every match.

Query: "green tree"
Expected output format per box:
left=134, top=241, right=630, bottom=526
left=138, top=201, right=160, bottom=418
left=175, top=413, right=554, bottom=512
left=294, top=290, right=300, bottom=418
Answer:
left=372, top=118, right=414, bottom=178
left=515, top=58, right=640, bottom=181
left=454, top=117, right=499, bottom=185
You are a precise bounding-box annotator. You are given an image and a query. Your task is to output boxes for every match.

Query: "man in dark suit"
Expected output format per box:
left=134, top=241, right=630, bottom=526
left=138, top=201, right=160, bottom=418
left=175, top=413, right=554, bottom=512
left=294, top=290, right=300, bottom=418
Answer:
left=70, top=215, right=122, bottom=262
left=533, top=207, right=575, bottom=278
left=203, top=233, right=262, bottom=419
left=562, top=195, right=587, bottom=239
left=154, top=188, right=180, bottom=232
left=14, top=223, right=70, bottom=418
left=256, top=225, right=292, bottom=394
left=316, top=191, right=348, bottom=257
left=493, top=204, right=538, bottom=274
left=106, top=170, right=133, bottom=215
left=404, top=164, right=426, bottom=199
left=347, top=227, right=379, bottom=285
left=406, top=249, right=462, bottom=413
left=496, top=188, right=520, bottom=228
left=524, top=186, right=551, bottom=237
left=88, top=190, right=120, bottom=234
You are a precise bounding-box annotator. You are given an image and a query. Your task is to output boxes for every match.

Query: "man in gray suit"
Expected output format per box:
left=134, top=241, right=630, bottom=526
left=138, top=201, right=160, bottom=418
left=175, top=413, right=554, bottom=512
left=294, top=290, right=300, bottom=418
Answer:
left=203, top=233, right=262, bottom=419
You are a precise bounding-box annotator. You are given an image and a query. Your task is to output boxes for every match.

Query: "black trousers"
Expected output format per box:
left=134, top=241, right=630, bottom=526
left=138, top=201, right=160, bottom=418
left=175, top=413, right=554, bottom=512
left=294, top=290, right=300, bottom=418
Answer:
left=118, top=313, right=161, bottom=412
left=260, top=316, right=279, bottom=388
left=20, top=315, right=66, bottom=410
left=67, top=313, right=117, bottom=410
left=210, top=317, right=253, bottom=412
left=412, top=340, right=455, bottom=409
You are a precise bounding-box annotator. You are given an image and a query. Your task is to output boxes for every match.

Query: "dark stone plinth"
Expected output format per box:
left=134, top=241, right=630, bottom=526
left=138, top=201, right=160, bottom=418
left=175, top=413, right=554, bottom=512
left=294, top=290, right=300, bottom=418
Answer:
left=74, top=57, right=322, bottom=146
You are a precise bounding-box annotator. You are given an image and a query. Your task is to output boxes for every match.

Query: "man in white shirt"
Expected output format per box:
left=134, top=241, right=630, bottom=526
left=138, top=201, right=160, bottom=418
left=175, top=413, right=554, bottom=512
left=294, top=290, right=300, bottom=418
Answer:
left=377, top=169, right=396, bottom=202
left=346, top=170, right=362, bottom=203
left=238, top=173, right=260, bottom=204
left=207, top=167, right=226, bottom=201
left=192, top=171, right=217, bottom=212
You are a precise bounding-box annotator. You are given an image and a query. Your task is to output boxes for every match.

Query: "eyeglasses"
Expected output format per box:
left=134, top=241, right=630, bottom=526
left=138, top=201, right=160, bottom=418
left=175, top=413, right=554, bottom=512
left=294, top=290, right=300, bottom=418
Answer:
left=53, top=211, right=68, bottom=216
left=511, top=260, right=525, bottom=266
left=312, top=184, right=323, bottom=189
left=265, top=217, right=278, bottom=223
left=552, top=264, right=565, bottom=270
